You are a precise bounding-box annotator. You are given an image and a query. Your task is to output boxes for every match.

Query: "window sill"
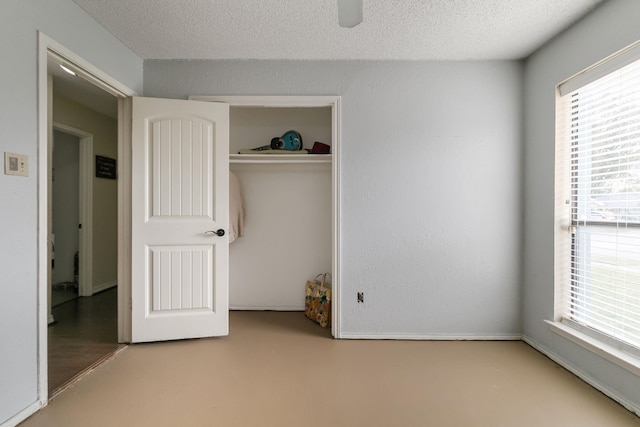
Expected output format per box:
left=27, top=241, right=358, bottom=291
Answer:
left=545, top=320, right=640, bottom=376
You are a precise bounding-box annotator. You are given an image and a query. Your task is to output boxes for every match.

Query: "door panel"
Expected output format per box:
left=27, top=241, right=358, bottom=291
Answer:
left=131, top=96, right=229, bottom=343
left=149, top=246, right=212, bottom=311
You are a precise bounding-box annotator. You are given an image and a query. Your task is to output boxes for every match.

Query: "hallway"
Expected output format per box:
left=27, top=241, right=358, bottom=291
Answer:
left=48, top=287, right=121, bottom=394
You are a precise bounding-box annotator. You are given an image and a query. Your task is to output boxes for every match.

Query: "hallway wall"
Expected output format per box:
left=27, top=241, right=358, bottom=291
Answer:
left=51, top=130, right=80, bottom=285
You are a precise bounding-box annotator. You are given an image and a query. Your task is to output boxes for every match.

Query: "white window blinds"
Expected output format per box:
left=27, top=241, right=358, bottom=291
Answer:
left=558, top=49, right=640, bottom=352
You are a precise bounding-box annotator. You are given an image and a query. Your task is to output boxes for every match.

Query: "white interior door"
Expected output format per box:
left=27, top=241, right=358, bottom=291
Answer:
left=131, top=96, right=229, bottom=343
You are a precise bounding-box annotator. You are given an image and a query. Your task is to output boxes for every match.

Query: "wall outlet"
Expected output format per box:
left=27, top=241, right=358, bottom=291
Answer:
left=4, top=152, right=28, bottom=177
left=357, top=292, right=364, bottom=303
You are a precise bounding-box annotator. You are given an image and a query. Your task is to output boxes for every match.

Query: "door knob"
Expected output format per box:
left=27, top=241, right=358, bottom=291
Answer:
left=205, top=229, right=225, bottom=237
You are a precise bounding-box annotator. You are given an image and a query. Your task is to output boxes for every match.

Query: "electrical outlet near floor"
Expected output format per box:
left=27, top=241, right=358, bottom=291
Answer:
left=357, top=292, right=364, bottom=303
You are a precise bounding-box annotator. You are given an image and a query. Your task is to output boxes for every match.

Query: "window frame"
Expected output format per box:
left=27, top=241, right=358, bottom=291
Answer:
left=553, top=39, right=640, bottom=371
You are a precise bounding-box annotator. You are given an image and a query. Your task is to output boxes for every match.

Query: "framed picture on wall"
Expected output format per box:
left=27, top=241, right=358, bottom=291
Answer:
left=95, top=155, right=116, bottom=180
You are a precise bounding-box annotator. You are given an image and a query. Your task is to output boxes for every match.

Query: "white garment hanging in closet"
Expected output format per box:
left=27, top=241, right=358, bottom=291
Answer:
left=229, top=171, right=245, bottom=243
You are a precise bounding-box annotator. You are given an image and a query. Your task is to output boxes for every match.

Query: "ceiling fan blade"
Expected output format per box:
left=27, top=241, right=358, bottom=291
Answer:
left=338, top=0, right=363, bottom=28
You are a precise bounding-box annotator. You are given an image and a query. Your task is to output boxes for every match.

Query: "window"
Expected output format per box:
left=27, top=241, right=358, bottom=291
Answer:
left=556, top=43, right=640, bottom=356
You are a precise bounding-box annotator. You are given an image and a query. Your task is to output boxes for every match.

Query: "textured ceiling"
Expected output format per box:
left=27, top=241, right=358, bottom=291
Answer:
left=72, top=0, right=605, bottom=61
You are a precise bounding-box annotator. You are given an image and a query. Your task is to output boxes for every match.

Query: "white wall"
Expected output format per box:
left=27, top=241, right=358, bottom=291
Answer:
left=0, top=1, right=142, bottom=424
left=523, top=0, right=640, bottom=411
left=144, top=60, right=524, bottom=338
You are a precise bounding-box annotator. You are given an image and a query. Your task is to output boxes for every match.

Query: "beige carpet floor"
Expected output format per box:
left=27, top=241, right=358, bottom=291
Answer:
left=22, top=311, right=640, bottom=427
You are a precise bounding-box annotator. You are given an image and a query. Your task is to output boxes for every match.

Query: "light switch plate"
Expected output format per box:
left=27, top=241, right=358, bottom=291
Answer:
left=4, top=152, right=29, bottom=177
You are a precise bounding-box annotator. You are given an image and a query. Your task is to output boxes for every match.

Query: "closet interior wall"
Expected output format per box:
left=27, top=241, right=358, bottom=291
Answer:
left=228, top=106, right=333, bottom=310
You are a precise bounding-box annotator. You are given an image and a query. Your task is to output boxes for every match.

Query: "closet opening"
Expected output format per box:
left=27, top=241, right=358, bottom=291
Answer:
left=191, top=96, right=341, bottom=337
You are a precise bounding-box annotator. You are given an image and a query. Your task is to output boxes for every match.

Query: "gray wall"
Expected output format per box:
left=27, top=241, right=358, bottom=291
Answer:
left=145, top=59, right=524, bottom=337
left=523, top=0, right=640, bottom=410
left=51, top=130, right=80, bottom=285
left=0, top=1, right=142, bottom=423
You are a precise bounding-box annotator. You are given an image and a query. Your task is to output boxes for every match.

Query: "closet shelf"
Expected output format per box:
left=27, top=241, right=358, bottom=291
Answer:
left=229, top=154, right=332, bottom=164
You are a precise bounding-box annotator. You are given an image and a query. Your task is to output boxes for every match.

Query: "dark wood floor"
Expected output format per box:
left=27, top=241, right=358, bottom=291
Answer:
left=48, top=287, right=122, bottom=394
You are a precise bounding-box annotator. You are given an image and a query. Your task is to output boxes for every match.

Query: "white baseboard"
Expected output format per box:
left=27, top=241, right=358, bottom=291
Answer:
left=93, top=280, right=117, bottom=294
left=338, top=332, right=523, bottom=340
left=523, top=335, right=640, bottom=417
left=1, top=400, right=43, bottom=427
left=230, top=305, right=303, bottom=311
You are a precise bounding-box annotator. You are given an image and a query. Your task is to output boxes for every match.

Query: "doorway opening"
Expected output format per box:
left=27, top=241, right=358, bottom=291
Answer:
left=47, top=62, right=121, bottom=396
left=38, top=32, right=136, bottom=406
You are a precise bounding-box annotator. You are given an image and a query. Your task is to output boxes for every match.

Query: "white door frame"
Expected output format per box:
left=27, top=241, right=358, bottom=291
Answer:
left=51, top=122, right=94, bottom=299
left=37, top=32, right=136, bottom=408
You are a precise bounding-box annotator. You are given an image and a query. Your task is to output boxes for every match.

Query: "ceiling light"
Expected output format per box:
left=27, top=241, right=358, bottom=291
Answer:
left=338, top=0, right=362, bottom=28
left=60, top=64, right=76, bottom=76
